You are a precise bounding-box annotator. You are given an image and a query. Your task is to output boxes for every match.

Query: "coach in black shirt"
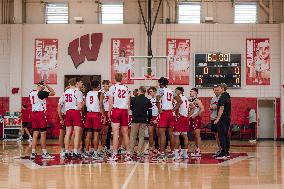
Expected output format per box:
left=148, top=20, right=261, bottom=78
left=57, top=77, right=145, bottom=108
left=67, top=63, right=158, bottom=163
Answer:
left=130, top=86, right=152, bottom=156
left=214, top=83, right=231, bottom=159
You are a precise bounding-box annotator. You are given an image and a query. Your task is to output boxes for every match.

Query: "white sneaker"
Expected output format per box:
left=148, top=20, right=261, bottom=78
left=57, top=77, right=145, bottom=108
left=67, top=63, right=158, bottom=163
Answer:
left=30, top=152, right=36, bottom=160
left=60, top=151, right=65, bottom=158
left=249, top=139, right=257, bottom=143
left=107, top=154, right=118, bottom=161
left=93, top=154, right=103, bottom=161
left=124, top=154, right=132, bottom=162
left=42, top=153, right=54, bottom=159
left=191, top=150, right=201, bottom=157
left=28, top=137, right=32, bottom=143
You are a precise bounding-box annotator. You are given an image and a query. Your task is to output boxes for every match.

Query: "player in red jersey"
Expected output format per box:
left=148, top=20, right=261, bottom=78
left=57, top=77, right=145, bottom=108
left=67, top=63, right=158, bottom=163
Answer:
left=189, top=88, right=204, bottom=157
left=173, top=87, right=189, bottom=160
left=63, top=78, right=84, bottom=158
left=83, top=80, right=105, bottom=160
left=156, top=77, right=182, bottom=162
left=29, top=81, right=55, bottom=160
left=107, top=73, right=131, bottom=161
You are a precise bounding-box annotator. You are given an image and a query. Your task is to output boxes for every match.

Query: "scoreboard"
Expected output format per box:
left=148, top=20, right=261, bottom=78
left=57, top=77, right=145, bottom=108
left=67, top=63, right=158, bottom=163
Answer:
left=194, top=53, right=242, bottom=88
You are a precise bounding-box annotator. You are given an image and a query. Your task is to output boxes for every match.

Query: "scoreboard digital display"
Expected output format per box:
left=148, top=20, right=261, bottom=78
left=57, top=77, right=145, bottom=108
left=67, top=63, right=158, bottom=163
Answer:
left=195, top=53, right=242, bottom=88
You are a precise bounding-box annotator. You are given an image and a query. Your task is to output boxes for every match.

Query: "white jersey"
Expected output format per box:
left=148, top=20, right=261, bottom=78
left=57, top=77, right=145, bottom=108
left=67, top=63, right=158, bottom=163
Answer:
left=64, top=88, right=84, bottom=111
left=102, top=90, right=110, bottom=112
left=109, top=83, right=129, bottom=109
left=29, top=90, right=47, bottom=112
left=150, top=97, right=159, bottom=116
left=86, top=91, right=101, bottom=112
left=179, top=95, right=189, bottom=117
left=58, top=96, right=66, bottom=115
left=158, top=87, right=174, bottom=110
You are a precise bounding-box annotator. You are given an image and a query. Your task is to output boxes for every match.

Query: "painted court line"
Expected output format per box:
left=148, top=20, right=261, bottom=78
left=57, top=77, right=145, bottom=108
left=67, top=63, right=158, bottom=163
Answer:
left=121, top=162, right=139, bottom=189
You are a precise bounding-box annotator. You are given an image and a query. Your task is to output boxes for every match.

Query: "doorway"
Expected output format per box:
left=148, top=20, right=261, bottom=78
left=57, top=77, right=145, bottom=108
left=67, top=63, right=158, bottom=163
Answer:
left=258, top=99, right=275, bottom=140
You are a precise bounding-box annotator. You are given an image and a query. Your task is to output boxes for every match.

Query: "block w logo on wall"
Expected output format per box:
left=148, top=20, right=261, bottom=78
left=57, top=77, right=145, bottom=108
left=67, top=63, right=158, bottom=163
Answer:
left=68, top=33, right=103, bottom=69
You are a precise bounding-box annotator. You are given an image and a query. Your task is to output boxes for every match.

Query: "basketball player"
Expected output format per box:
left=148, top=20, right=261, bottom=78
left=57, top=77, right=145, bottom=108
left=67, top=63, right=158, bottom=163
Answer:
left=173, top=87, right=189, bottom=160
left=107, top=73, right=132, bottom=161
left=63, top=78, right=84, bottom=158
left=188, top=88, right=204, bottom=157
left=29, top=81, right=55, bottom=159
left=148, top=87, right=159, bottom=153
left=156, top=77, right=182, bottom=161
left=101, top=80, right=111, bottom=154
left=210, top=86, right=221, bottom=157
left=58, top=93, right=66, bottom=157
left=84, top=80, right=105, bottom=160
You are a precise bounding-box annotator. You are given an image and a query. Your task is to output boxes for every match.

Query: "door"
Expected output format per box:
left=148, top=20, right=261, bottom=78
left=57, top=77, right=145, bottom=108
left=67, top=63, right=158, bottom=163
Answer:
left=258, top=100, right=275, bottom=139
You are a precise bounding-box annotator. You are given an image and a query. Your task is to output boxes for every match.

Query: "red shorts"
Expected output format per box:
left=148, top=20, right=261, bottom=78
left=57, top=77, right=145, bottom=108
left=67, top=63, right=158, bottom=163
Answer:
left=128, top=115, right=132, bottom=127
left=157, top=110, right=175, bottom=128
left=189, top=116, right=202, bottom=131
left=31, top=111, right=47, bottom=129
left=150, top=116, right=158, bottom=127
left=110, top=108, right=129, bottom=127
left=65, top=110, right=82, bottom=127
left=85, top=112, right=102, bottom=130
left=174, top=116, right=189, bottom=133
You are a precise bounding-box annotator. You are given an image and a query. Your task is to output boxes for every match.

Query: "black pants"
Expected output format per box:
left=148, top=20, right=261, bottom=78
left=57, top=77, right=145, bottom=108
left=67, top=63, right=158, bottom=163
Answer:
left=217, top=119, right=230, bottom=155
left=105, top=126, right=112, bottom=149
left=249, top=122, right=256, bottom=140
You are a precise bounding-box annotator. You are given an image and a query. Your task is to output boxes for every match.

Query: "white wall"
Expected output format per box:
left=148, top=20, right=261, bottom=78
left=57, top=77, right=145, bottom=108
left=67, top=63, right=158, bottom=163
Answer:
left=0, top=25, right=10, bottom=97
left=20, top=24, right=281, bottom=99
left=24, top=0, right=283, bottom=24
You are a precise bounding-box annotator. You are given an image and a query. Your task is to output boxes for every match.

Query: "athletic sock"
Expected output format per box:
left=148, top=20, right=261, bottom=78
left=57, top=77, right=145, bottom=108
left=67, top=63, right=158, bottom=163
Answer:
left=60, top=148, right=65, bottom=153
left=93, top=151, right=98, bottom=156
left=42, top=149, right=47, bottom=154
left=90, top=148, right=94, bottom=153
left=113, top=150, right=118, bottom=155
left=74, top=149, right=78, bottom=154
left=32, top=149, right=36, bottom=153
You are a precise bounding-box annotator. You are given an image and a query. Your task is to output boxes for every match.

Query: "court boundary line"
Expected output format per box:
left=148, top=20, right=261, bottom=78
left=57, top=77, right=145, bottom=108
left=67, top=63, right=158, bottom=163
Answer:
left=121, top=162, right=139, bottom=189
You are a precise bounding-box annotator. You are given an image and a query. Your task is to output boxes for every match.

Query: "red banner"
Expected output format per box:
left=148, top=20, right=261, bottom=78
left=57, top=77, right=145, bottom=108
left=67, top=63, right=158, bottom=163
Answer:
left=111, top=38, right=134, bottom=84
left=246, top=38, right=270, bottom=85
left=167, top=39, right=190, bottom=85
left=34, top=39, right=58, bottom=84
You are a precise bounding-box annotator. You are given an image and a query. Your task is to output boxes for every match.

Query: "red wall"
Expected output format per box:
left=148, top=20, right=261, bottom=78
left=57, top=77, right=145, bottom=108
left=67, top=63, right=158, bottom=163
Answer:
left=0, top=97, right=9, bottom=116
left=199, top=97, right=257, bottom=125
left=22, top=97, right=60, bottom=137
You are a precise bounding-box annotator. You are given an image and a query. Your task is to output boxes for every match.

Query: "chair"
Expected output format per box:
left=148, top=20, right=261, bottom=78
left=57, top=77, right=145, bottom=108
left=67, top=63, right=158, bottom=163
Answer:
left=240, top=124, right=252, bottom=140
left=230, top=124, right=241, bottom=139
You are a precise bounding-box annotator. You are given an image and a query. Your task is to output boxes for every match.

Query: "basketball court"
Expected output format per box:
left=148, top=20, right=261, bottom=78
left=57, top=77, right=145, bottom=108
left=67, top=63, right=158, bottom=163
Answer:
left=1, top=0, right=284, bottom=188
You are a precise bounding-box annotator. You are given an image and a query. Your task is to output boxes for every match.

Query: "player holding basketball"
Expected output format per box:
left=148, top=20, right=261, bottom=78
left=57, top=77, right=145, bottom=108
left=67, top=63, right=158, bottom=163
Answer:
left=101, top=80, right=111, bottom=155
left=108, top=73, right=132, bottom=161
left=188, top=88, right=204, bottom=157
left=29, top=81, right=55, bottom=159
left=173, top=87, right=189, bottom=160
left=156, top=77, right=182, bottom=162
left=63, top=78, right=84, bottom=158
left=84, top=80, right=105, bottom=160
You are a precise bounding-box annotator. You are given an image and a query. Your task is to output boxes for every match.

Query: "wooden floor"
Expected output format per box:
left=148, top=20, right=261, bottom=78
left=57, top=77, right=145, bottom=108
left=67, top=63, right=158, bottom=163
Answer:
left=0, top=140, right=283, bottom=189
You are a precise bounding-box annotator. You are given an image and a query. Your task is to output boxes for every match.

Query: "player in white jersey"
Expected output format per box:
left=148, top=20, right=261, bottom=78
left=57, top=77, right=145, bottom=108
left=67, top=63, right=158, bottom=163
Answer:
left=107, top=73, right=131, bottom=161
left=58, top=87, right=68, bottom=157
left=173, top=87, right=189, bottom=160
left=29, top=81, right=55, bottom=160
left=83, top=80, right=105, bottom=160
left=147, top=87, right=159, bottom=153
left=156, top=77, right=182, bottom=162
left=188, top=88, right=204, bottom=157
left=101, top=80, right=112, bottom=154
left=63, top=78, right=84, bottom=158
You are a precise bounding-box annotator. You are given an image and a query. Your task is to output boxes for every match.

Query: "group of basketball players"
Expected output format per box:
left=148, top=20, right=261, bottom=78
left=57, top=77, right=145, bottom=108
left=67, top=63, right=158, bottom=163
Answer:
left=29, top=73, right=228, bottom=162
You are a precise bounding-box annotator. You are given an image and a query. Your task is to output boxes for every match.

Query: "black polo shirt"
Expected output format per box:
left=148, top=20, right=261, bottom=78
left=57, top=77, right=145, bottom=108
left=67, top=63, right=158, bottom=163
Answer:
left=217, top=92, right=231, bottom=121
left=131, top=94, right=152, bottom=123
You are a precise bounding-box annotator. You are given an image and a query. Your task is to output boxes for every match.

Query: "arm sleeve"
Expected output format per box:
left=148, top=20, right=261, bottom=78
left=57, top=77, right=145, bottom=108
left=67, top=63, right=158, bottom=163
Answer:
left=38, top=91, right=50, bottom=100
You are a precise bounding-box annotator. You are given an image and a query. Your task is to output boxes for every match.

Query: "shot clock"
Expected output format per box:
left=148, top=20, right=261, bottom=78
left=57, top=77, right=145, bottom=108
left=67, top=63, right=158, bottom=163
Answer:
left=195, top=53, right=241, bottom=88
